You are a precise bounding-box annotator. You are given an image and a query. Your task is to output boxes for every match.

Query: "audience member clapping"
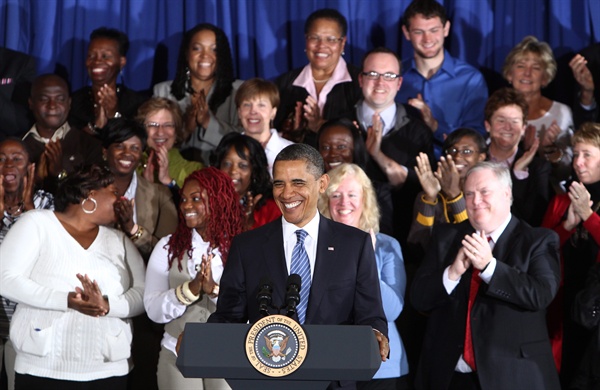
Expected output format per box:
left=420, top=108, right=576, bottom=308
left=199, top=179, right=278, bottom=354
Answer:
left=409, top=128, right=487, bottom=250
left=0, top=164, right=145, bottom=389
left=154, top=23, right=242, bottom=164
left=485, top=87, right=552, bottom=226
left=144, top=167, right=244, bottom=390
left=503, top=36, right=573, bottom=189
left=274, top=8, right=361, bottom=145
left=235, top=78, right=293, bottom=175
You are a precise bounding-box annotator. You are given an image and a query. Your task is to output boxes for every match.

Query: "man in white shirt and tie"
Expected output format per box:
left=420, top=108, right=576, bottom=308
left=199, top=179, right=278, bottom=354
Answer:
left=411, top=162, right=560, bottom=390
left=209, top=143, right=389, bottom=388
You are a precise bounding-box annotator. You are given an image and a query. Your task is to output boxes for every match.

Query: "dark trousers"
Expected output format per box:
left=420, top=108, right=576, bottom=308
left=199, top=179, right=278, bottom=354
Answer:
left=15, top=374, right=127, bottom=390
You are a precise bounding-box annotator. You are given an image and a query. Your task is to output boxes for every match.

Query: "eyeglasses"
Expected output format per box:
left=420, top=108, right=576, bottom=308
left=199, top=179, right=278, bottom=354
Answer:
left=145, top=122, right=176, bottom=131
left=306, top=35, right=344, bottom=45
left=361, top=71, right=401, bottom=82
left=444, top=148, right=478, bottom=156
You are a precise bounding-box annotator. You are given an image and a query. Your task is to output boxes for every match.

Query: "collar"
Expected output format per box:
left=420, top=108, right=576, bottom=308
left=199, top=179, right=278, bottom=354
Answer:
left=405, top=50, right=456, bottom=78
left=478, top=213, right=512, bottom=244
left=23, top=122, right=71, bottom=144
left=281, top=211, right=320, bottom=243
left=358, top=101, right=397, bottom=136
left=123, top=171, right=138, bottom=201
left=292, top=58, right=352, bottom=113
left=488, top=147, right=518, bottom=169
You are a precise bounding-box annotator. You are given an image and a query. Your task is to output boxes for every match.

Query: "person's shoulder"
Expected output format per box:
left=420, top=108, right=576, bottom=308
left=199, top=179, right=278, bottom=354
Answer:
left=71, top=86, right=90, bottom=100
left=323, top=216, right=369, bottom=239
left=153, top=80, right=174, bottom=97
left=549, top=100, right=573, bottom=116
left=510, top=216, right=559, bottom=243
left=274, top=67, right=304, bottom=86
left=138, top=173, right=172, bottom=197
left=231, top=79, right=244, bottom=89
left=233, top=218, right=281, bottom=244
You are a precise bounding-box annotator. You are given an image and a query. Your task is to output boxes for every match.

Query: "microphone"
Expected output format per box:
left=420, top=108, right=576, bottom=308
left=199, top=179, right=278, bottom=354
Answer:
left=256, top=277, right=273, bottom=317
left=285, top=274, right=302, bottom=317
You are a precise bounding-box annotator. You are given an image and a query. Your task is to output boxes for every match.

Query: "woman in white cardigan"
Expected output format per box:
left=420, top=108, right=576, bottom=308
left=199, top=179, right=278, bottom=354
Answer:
left=0, top=165, right=145, bottom=390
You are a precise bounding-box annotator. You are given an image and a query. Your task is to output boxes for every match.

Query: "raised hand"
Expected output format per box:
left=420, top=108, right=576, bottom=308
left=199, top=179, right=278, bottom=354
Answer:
left=568, top=181, right=594, bottom=222
left=68, top=273, right=109, bottom=317
left=243, top=192, right=263, bottom=229
left=540, top=120, right=561, bottom=148
left=366, top=113, right=384, bottom=158
left=569, top=54, right=595, bottom=106
left=303, top=96, right=323, bottom=133
left=201, top=252, right=217, bottom=295
left=23, top=163, right=36, bottom=211
left=97, top=83, right=118, bottom=118
left=437, top=156, right=461, bottom=199
left=408, top=93, right=438, bottom=132
left=114, top=197, right=135, bottom=233
left=143, top=149, right=156, bottom=182
left=43, top=140, right=63, bottom=177
left=154, top=145, right=172, bottom=186
left=415, top=152, right=440, bottom=202
left=462, top=231, right=493, bottom=271
left=514, top=136, right=539, bottom=172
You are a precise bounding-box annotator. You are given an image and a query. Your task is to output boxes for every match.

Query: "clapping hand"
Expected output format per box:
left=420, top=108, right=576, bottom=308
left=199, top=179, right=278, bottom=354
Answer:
left=415, top=152, right=440, bottom=202
left=68, top=273, right=109, bottom=317
left=564, top=182, right=593, bottom=231
left=303, top=96, right=323, bottom=133
left=408, top=93, right=438, bottom=132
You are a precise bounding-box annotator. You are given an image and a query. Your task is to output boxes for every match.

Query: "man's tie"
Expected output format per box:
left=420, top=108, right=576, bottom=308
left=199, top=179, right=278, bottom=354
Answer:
left=463, top=236, right=493, bottom=370
left=291, top=229, right=311, bottom=324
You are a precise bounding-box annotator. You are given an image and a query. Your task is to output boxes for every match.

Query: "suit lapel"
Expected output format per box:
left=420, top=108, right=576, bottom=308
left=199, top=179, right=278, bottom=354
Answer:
left=305, top=215, right=337, bottom=322
left=135, top=175, right=156, bottom=230
left=491, top=216, right=520, bottom=263
left=260, top=220, right=289, bottom=307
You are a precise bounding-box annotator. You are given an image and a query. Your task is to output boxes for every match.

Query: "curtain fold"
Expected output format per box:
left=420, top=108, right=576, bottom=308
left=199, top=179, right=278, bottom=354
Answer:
left=0, top=0, right=598, bottom=94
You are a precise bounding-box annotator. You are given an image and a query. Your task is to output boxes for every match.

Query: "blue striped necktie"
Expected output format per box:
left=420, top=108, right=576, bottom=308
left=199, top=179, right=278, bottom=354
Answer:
left=291, top=229, right=311, bottom=324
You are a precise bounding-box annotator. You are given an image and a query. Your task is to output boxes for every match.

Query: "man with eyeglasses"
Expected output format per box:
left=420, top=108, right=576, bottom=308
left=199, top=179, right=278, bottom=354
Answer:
left=22, top=74, right=103, bottom=194
left=398, top=0, right=488, bottom=160
left=353, top=47, right=434, bottom=247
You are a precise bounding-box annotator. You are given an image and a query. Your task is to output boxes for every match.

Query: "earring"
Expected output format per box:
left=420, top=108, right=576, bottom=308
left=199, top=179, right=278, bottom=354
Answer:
left=81, top=197, right=98, bottom=214
left=102, top=154, right=107, bottom=161
left=186, top=67, right=191, bottom=81
left=342, top=51, right=345, bottom=55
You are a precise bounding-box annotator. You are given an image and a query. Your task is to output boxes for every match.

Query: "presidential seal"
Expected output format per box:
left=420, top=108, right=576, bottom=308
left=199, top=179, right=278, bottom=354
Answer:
left=245, top=314, right=308, bottom=377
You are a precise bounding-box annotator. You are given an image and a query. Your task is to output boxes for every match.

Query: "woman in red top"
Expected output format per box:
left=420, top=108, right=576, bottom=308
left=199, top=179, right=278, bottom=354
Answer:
left=542, top=122, right=600, bottom=386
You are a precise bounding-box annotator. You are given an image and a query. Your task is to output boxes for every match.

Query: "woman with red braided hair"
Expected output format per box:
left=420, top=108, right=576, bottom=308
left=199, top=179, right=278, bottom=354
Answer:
left=143, top=167, right=244, bottom=390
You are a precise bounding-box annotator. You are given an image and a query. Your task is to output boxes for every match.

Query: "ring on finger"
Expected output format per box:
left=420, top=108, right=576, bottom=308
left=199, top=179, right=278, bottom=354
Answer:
left=575, top=195, right=580, bottom=199
left=472, top=249, right=478, bottom=256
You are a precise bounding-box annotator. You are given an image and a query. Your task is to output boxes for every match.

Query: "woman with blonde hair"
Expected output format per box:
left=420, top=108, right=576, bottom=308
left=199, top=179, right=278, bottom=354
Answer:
left=503, top=36, right=574, bottom=189
left=319, top=163, right=408, bottom=389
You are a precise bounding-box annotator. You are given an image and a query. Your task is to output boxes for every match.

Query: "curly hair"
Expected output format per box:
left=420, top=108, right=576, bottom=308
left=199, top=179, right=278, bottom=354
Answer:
left=318, top=163, right=380, bottom=233
left=210, top=132, right=273, bottom=210
left=170, top=23, right=235, bottom=114
left=166, top=167, right=244, bottom=270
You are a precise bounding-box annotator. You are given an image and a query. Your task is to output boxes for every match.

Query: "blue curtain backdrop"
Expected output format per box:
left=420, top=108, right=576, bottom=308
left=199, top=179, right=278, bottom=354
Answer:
left=1, top=0, right=599, bottom=97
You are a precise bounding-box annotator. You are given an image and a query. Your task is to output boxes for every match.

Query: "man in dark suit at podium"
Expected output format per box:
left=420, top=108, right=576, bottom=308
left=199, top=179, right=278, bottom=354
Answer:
left=411, top=162, right=560, bottom=390
left=209, top=144, right=389, bottom=387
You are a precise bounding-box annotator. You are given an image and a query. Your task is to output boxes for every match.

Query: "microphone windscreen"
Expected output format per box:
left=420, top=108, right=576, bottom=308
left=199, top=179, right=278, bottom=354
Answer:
left=287, top=273, right=302, bottom=290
